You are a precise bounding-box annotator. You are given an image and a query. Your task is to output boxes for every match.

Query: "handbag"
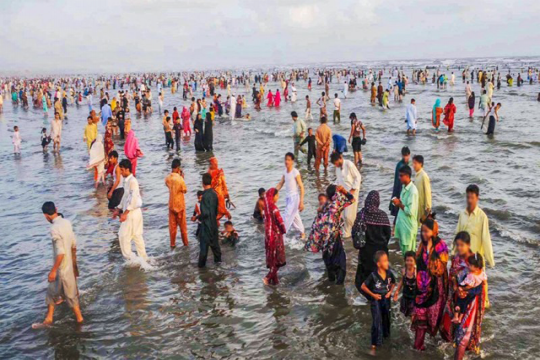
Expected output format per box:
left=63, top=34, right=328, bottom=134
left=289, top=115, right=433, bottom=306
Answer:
left=352, top=212, right=366, bottom=250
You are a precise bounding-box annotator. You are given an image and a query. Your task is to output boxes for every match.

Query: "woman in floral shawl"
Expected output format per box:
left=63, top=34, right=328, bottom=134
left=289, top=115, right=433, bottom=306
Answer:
left=263, top=188, right=287, bottom=286
left=440, top=231, right=486, bottom=359
left=305, top=185, right=354, bottom=285
left=208, top=157, right=231, bottom=221
left=411, top=216, right=449, bottom=351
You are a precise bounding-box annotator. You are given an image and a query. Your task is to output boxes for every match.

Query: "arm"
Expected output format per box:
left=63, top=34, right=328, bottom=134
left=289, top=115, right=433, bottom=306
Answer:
left=299, top=137, right=309, bottom=147
left=49, top=254, right=65, bottom=282
left=361, top=123, right=366, bottom=139
left=348, top=125, right=354, bottom=142
left=361, top=282, right=382, bottom=300
left=424, top=175, right=432, bottom=212
left=275, top=176, right=285, bottom=191
left=72, top=246, right=79, bottom=278
left=296, top=173, right=305, bottom=211
left=349, top=164, right=361, bottom=195
left=393, top=275, right=404, bottom=301
left=482, top=214, right=495, bottom=267
left=108, top=166, right=121, bottom=198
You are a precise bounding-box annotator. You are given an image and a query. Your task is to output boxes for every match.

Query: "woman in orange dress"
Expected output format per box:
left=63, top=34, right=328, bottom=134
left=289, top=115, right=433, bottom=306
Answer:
left=208, top=157, right=231, bottom=220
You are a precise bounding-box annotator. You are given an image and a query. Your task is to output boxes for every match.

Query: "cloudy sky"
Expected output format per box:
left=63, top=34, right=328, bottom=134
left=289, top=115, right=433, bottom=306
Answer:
left=1, top=0, right=539, bottom=73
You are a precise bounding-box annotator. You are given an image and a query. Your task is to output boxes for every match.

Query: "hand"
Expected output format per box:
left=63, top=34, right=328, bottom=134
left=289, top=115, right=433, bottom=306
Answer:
left=385, top=292, right=392, bottom=299
left=48, top=270, right=57, bottom=282
left=372, top=294, right=382, bottom=300
left=112, top=209, right=120, bottom=219
left=336, top=185, right=345, bottom=193
left=392, top=198, right=401, bottom=206
left=393, top=292, right=399, bottom=302
left=107, top=191, right=112, bottom=199
left=119, top=212, right=128, bottom=222
left=298, top=201, right=304, bottom=212
left=191, top=216, right=197, bottom=222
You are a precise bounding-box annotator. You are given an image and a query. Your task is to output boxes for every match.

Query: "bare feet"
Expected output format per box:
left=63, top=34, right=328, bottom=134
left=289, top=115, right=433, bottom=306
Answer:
left=32, top=318, right=53, bottom=329
left=262, top=277, right=270, bottom=286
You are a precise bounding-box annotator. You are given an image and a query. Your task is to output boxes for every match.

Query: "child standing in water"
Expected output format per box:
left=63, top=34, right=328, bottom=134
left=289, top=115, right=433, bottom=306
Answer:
left=393, top=251, right=417, bottom=317
left=253, top=188, right=266, bottom=223
left=41, top=128, right=51, bottom=152
left=12, top=126, right=21, bottom=154
left=361, top=251, right=396, bottom=351
left=221, top=221, right=239, bottom=246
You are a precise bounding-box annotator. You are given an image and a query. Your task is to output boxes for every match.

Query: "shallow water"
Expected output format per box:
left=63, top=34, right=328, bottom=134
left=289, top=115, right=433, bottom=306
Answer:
left=1, top=59, right=540, bottom=359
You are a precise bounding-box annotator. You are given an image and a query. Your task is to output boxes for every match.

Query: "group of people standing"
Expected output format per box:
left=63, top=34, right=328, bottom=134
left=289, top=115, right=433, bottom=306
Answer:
left=2, top=67, right=503, bottom=360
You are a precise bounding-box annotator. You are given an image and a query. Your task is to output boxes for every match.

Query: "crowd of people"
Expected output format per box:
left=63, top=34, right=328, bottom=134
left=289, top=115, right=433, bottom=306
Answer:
left=1, top=64, right=535, bottom=358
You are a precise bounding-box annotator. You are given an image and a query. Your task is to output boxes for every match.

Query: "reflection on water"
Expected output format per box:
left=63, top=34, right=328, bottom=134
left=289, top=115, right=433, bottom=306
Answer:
left=1, top=59, right=540, bottom=359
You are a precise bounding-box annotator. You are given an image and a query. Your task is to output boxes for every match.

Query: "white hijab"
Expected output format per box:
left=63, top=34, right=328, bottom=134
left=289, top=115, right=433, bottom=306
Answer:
left=87, top=134, right=105, bottom=169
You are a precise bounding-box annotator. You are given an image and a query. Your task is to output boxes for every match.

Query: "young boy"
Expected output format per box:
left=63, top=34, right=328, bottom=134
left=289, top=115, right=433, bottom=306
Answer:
left=221, top=220, right=239, bottom=246
left=253, top=188, right=265, bottom=223
left=41, top=127, right=51, bottom=152
left=361, top=251, right=396, bottom=350
left=298, top=128, right=316, bottom=166
left=107, top=151, right=124, bottom=210
left=12, top=126, right=21, bottom=154
left=173, top=117, right=183, bottom=152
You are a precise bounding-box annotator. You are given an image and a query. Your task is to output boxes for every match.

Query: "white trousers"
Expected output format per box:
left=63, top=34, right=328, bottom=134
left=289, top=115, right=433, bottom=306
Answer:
left=118, top=208, right=148, bottom=261
left=342, top=190, right=359, bottom=238
left=284, top=194, right=305, bottom=235
left=305, top=108, right=313, bottom=121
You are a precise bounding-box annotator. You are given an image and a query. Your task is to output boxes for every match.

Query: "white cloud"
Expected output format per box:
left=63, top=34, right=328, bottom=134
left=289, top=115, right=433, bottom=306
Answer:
left=0, top=0, right=538, bottom=74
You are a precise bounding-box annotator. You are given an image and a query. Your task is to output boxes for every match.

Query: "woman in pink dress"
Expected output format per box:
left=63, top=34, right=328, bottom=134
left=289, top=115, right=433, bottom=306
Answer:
left=124, top=120, right=144, bottom=176
left=274, top=89, right=281, bottom=107
left=181, top=106, right=191, bottom=137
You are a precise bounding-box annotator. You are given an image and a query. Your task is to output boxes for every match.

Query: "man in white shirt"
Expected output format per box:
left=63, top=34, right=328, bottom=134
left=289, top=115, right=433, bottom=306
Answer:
left=113, top=159, right=148, bottom=262
left=36, top=202, right=83, bottom=327
left=276, top=152, right=305, bottom=239
left=331, top=152, right=361, bottom=238
left=405, top=98, right=418, bottom=136
left=333, top=93, right=341, bottom=123
left=230, top=94, right=236, bottom=120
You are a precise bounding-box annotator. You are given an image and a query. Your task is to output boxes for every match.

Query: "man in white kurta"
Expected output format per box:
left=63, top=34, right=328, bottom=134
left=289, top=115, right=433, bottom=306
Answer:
left=276, top=153, right=305, bottom=238
left=332, top=152, right=361, bottom=238
left=115, top=160, right=148, bottom=261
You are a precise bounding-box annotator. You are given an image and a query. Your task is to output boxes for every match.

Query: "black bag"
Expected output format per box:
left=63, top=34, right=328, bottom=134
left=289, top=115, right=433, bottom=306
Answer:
left=352, top=213, right=366, bottom=250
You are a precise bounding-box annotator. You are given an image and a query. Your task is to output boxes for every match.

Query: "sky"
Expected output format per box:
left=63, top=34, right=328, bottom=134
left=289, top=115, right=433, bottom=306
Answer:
left=1, top=0, right=539, bottom=74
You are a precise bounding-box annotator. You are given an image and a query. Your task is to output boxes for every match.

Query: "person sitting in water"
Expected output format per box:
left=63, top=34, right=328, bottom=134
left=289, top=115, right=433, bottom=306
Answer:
left=221, top=221, right=239, bottom=246
left=253, top=188, right=265, bottom=223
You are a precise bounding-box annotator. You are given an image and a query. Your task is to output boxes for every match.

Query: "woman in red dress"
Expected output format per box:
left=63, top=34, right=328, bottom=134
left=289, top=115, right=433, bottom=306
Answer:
left=443, top=97, right=457, bottom=132
left=263, top=188, right=287, bottom=286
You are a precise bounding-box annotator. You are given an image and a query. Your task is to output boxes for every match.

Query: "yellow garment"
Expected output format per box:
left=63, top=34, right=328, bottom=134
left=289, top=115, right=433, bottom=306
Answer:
left=111, top=99, right=117, bottom=111
left=455, top=206, right=494, bottom=267
left=414, top=168, right=432, bottom=225
left=84, top=123, right=98, bottom=149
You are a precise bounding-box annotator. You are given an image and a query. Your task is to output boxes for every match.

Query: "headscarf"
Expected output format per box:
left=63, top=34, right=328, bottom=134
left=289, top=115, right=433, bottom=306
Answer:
left=181, top=106, right=190, bottom=120
left=358, top=190, right=390, bottom=226
left=263, top=188, right=279, bottom=230
left=124, top=128, right=141, bottom=160
left=432, top=98, right=441, bottom=120
left=87, top=134, right=105, bottom=169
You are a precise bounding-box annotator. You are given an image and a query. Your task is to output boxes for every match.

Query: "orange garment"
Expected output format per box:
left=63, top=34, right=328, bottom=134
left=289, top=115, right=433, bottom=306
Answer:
left=315, top=124, right=332, bottom=170
left=165, top=172, right=188, bottom=246
left=432, top=107, right=443, bottom=129
left=208, top=158, right=230, bottom=220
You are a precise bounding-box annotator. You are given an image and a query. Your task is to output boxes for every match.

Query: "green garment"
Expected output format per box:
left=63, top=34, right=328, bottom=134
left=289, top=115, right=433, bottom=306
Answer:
left=395, top=181, right=419, bottom=253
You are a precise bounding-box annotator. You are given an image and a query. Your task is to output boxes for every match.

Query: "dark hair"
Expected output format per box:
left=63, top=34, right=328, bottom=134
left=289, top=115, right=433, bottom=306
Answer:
left=224, top=221, right=233, bottom=227
left=454, top=231, right=471, bottom=245
left=326, top=184, right=337, bottom=199
left=401, top=146, right=411, bottom=156
left=423, top=216, right=437, bottom=231
left=349, top=112, right=357, bottom=119
left=285, top=152, right=295, bottom=161
left=197, top=190, right=204, bottom=197
left=320, top=116, right=327, bottom=124
left=172, top=159, right=181, bottom=169
left=258, top=188, right=266, bottom=196
left=374, top=250, right=387, bottom=264
left=307, top=127, right=312, bottom=131
left=108, top=150, right=119, bottom=159
left=413, top=155, right=424, bottom=165
left=202, top=173, right=212, bottom=186
left=119, top=159, right=132, bottom=171
left=291, top=111, right=298, bottom=118
left=330, top=152, right=342, bottom=164
left=466, top=184, right=480, bottom=197
left=399, top=164, right=412, bottom=177
left=404, top=251, right=416, bottom=261
left=42, top=201, right=56, bottom=215
left=468, top=253, right=484, bottom=270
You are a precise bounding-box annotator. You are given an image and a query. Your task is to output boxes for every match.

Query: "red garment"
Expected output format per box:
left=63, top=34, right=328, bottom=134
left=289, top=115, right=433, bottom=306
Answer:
left=443, top=103, right=456, bottom=131
left=263, top=188, right=287, bottom=285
